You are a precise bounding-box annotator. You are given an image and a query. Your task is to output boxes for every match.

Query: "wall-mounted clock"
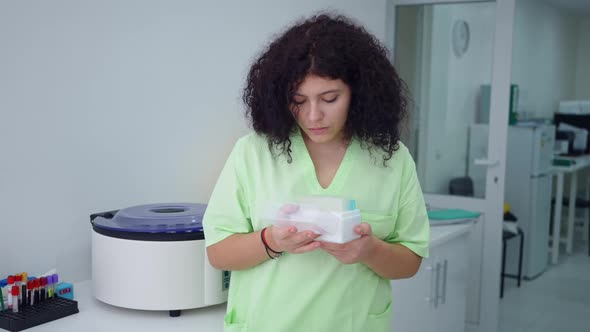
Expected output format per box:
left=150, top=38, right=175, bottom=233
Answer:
left=452, top=20, right=470, bottom=58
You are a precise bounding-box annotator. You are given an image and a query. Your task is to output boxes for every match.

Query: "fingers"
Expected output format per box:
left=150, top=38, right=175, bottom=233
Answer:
left=275, top=227, right=319, bottom=244
left=272, top=224, right=297, bottom=238
left=318, top=241, right=346, bottom=252
left=270, top=225, right=321, bottom=253
left=291, top=241, right=321, bottom=254
left=287, top=231, right=320, bottom=247
left=354, top=223, right=372, bottom=236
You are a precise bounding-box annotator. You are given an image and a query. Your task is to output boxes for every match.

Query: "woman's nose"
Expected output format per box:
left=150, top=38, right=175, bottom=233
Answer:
left=307, top=101, right=323, bottom=122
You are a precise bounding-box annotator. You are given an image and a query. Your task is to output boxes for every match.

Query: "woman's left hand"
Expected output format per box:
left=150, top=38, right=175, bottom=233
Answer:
left=318, top=222, right=377, bottom=264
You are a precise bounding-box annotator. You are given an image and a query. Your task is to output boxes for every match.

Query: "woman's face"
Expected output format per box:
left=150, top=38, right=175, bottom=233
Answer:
left=291, top=74, right=351, bottom=145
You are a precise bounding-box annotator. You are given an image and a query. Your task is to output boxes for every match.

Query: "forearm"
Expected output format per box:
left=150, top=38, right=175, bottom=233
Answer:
left=206, top=231, right=271, bottom=271
left=362, top=238, right=422, bottom=280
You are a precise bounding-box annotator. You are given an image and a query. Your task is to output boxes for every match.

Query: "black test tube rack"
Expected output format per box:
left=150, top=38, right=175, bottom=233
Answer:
left=0, top=297, right=79, bottom=332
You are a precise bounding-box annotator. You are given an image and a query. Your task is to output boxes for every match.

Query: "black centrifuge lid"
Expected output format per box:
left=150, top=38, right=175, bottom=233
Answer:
left=91, top=203, right=206, bottom=241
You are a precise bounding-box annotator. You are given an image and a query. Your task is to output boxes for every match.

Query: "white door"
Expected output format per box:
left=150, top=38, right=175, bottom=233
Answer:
left=387, top=1, right=515, bottom=332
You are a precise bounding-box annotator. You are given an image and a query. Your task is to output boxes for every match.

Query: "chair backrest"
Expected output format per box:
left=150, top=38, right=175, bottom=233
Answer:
left=449, top=177, right=474, bottom=197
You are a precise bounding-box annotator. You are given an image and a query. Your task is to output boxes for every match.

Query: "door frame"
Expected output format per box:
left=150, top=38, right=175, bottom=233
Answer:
left=386, top=1, right=515, bottom=332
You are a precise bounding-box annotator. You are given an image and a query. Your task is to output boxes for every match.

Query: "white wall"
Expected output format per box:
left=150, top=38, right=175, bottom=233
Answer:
left=575, top=18, right=590, bottom=99
left=0, top=0, right=387, bottom=281
left=511, top=0, right=579, bottom=118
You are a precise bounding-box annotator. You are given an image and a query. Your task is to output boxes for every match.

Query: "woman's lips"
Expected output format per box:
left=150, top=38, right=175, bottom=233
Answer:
left=309, top=127, right=329, bottom=135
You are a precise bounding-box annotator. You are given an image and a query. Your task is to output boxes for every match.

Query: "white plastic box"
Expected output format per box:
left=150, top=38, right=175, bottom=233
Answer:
left=263, top=196, right=362, bottom=243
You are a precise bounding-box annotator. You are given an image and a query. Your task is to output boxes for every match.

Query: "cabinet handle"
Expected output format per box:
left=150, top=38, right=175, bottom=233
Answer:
left=434, top=262, right=441, bottom=308
left=425, top=265, right=435, bottom=307
left=441, top=259, right=448, bottom=304
left=474, top=158, right=499, bottom=166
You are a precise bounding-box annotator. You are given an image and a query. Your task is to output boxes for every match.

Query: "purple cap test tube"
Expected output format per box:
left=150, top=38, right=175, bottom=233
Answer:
left=47, top=275, right=54, bottom=298
left=52, top=274, right=59, bottom=297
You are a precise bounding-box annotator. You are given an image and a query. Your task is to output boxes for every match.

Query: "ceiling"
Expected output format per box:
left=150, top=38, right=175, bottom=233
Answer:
left=543, top=0, right=590, bottom=15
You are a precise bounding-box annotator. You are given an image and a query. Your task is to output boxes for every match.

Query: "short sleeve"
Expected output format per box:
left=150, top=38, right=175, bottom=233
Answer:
left=385, top=149, right=430, bottom=258
left=203, top=138, right=253, bottom=247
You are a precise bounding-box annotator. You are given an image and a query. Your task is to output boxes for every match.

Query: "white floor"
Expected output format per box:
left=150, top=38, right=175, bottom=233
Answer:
left=499, top=237, right=590, bottom=332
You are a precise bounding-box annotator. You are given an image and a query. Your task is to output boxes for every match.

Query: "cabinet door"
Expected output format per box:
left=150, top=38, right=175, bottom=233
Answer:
left=435, top=233, right=469, bottom=331
left=391, top=256, right=436, bottom=332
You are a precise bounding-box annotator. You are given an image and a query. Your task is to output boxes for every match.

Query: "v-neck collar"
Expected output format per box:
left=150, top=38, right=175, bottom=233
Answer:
left=291, top=128, right=357, bottom=194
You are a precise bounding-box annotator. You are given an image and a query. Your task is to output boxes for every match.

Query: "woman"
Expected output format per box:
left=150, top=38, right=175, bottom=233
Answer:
left=203, top=13, right=429, bottom=332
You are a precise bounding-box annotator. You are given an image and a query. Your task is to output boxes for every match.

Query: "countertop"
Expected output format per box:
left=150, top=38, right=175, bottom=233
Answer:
left=23, top=222, right=474, bottom=331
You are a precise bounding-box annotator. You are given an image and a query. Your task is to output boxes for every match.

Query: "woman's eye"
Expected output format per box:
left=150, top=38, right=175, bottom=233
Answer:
left=293, top=99, right=306, bottom=105
left=323, top=96, right=338, bottom=103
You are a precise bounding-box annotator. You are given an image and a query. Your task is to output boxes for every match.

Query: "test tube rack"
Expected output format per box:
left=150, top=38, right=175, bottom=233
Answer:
left=0, top=296, right=79, bottom=332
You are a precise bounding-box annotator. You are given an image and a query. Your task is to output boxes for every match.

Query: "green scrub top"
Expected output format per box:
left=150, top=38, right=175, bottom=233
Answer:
left=203, top=130, right=429, bottom=332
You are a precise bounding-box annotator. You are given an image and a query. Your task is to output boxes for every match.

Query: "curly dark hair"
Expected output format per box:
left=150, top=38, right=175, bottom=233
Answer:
left=243, top=13, right=409, bottom=164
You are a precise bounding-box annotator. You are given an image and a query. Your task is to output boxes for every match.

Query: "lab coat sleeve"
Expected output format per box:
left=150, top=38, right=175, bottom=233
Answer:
left=385, top=148, right=430, bottom=258
left=203, top=138, right=253, bottom=247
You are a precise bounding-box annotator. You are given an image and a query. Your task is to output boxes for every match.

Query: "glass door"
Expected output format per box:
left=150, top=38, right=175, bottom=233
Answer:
left=395, top=3, right=497, bottom=199
left=388, top=1, right=515, bottom=332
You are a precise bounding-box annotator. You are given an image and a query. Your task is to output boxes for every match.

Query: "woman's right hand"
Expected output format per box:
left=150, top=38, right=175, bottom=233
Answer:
left=266, top=225, right=321, bottom=254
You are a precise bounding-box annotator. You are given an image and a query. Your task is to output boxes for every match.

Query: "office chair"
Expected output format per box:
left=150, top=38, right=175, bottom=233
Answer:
left=448, top=176, right=524, bottom=298
left=449, top=177, right=474, bottom=197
